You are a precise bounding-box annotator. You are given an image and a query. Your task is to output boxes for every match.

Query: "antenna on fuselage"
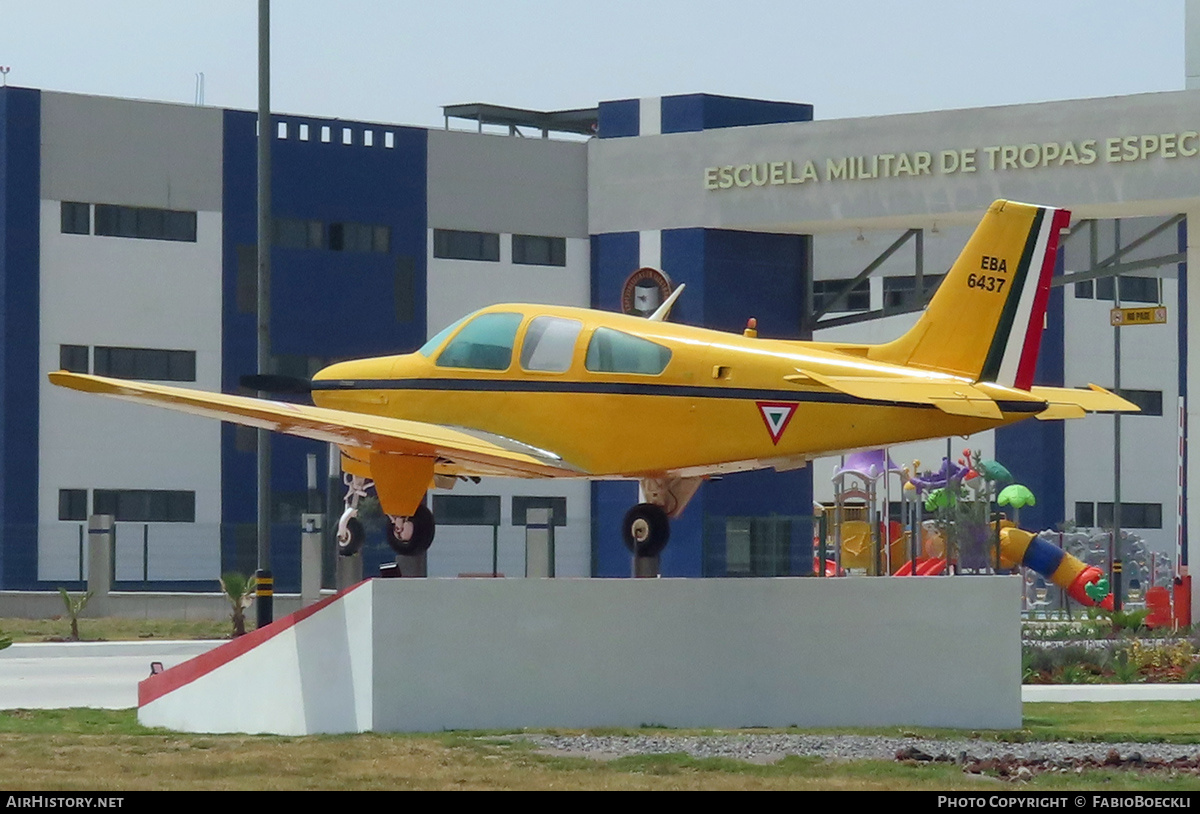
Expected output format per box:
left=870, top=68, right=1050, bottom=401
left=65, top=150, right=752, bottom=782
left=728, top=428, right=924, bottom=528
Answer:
left=647, top=283, right=686, bottom=322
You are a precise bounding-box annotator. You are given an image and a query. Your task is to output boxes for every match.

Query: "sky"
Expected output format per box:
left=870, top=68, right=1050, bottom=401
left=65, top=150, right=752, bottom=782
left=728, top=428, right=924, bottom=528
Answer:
left=0, top=1, right=1187, bottom=129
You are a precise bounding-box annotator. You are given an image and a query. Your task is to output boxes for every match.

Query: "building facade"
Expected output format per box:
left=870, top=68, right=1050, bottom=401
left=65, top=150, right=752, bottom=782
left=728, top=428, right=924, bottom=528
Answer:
left=1, top=84, right=1195, bottom=595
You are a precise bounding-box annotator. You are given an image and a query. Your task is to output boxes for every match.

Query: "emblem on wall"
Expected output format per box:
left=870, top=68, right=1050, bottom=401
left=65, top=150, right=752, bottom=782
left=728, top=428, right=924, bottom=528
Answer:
left=621, top=267, right=673, bottom=317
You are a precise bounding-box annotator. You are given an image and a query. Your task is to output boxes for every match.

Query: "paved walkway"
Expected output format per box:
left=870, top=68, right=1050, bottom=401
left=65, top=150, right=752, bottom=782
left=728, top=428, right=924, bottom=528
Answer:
left=0, top=640, right=225, bottom=709
left=2, top=639, right=1197, bottom=710
left=1023, top=683, right=1200, bottom=702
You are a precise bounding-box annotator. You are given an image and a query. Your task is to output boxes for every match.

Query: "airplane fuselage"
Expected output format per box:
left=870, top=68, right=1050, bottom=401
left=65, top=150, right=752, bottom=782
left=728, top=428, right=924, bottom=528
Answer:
left=311, top=304, right=1046, bottom=478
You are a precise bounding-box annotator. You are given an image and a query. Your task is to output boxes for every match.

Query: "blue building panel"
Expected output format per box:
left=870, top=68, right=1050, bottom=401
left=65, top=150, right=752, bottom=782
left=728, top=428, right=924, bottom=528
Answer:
left=0, top=87, right=41, bottom=588
left=221, top=110, right=428, bottom=588
left=589, top=231, right=640, bottom=310
left=597, top=99, right=639, bottom=139
left=661, top=93, right=813, bottom=134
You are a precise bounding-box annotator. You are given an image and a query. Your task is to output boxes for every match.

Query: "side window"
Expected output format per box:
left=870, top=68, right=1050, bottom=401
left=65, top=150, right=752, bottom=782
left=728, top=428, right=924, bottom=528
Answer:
left=436, top=312, right=523, bottom=371
left=585, top=327, right=672, bottom=375
left=520, top=317, right=582, bottom=373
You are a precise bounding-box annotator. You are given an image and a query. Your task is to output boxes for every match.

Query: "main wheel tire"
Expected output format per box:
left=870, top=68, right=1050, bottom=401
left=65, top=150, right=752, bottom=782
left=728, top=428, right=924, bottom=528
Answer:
left=338, top=516, right=365, bottom=557
left=622, top=503, right=670, bottom=557
left=386, top=504, right=436, bottom=557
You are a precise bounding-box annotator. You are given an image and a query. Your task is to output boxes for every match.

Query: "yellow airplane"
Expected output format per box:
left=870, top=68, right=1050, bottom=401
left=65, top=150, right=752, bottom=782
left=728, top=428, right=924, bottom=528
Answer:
left=50, top=199, right=1136, bottom=560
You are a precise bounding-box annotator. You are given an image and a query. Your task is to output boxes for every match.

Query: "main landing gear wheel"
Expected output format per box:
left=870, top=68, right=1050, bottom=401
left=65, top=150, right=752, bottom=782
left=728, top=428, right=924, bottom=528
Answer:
left=386, top=504, right=436, bottom=557
left=622, top=503, right=670, bottom=557
left=338, top=517, right=365, bottom=557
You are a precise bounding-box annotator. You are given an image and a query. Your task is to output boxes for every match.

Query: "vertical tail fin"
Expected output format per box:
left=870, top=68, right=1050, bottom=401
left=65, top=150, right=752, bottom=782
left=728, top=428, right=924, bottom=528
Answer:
left=869, top=200, right=1070, bottom=389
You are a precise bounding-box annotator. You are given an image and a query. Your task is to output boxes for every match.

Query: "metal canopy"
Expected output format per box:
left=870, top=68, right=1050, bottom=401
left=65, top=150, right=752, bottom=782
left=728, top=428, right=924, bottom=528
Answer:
left=442, top=102, right=598, bottom=137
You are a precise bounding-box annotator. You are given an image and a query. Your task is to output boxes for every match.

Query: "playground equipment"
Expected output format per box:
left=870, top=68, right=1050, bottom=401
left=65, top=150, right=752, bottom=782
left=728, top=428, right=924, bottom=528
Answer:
left=825, top=447, right=1115, bottom=609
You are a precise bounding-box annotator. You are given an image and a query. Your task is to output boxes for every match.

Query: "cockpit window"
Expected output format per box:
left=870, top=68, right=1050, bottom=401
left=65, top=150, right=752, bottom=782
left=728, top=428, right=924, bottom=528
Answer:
left=418, top=316, right=468, bottom=357
left=520, top=316, right=582, bottom=373
left=584, top=327, right=672, bottom=375
left=435, top=312, right=523, bottom=371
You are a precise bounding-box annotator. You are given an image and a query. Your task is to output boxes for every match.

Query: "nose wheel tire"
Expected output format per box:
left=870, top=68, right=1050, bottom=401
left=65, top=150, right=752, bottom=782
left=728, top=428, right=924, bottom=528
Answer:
left=386, top=504, right=436, bottom=557
left=337, top=517, right=366, bottom=557
left=622, top=503, right=670, bottom=557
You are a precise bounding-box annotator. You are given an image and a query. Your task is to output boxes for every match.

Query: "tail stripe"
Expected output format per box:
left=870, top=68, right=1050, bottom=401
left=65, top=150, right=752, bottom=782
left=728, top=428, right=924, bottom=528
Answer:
left=980, top=207, right=1046, bottom=384
left=1011, top=208, right=1070, bottom=389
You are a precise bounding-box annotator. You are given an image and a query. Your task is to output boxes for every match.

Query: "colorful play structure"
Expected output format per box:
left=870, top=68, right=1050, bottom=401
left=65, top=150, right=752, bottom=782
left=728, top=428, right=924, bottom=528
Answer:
left=824, top=448, right=1117, bottom=610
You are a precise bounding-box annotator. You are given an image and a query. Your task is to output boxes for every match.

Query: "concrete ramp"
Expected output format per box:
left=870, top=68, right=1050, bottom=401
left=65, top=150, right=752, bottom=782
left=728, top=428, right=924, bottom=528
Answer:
left=139, top=576, right=1021, bottom=734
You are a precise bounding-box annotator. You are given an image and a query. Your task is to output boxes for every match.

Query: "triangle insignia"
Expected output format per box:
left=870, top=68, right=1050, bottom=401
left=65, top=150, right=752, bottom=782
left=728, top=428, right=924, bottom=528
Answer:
left=756, top=401, right=798, bottom=445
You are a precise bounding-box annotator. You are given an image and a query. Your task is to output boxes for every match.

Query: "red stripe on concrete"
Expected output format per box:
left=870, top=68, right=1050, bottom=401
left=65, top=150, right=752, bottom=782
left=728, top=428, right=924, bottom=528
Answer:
left=138, top=580, right=370, bottom=707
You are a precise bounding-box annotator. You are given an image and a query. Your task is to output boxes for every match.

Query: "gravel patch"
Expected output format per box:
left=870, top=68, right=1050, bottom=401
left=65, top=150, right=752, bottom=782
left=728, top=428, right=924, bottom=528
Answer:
left=521, top=733, right=1200, bottom=767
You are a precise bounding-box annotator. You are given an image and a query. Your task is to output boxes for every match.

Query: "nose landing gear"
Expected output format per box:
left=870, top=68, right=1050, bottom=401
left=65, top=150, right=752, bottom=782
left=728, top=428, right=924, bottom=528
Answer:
left=336, top=474, right=436, bottom=559
left=336, top=474, right=372, bottom=557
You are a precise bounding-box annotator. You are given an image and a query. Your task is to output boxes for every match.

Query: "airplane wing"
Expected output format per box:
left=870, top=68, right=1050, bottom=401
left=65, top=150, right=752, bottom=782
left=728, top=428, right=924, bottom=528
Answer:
left=48, top=372, right=584, bottom=479
left=1029, top=384, right=1140, bottom=420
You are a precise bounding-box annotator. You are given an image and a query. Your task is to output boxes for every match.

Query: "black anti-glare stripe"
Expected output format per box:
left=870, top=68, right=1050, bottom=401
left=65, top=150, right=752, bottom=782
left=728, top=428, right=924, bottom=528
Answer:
left=312, top=378, right=1045, bottom=414
left=980, top=207, right=1046, bottom=382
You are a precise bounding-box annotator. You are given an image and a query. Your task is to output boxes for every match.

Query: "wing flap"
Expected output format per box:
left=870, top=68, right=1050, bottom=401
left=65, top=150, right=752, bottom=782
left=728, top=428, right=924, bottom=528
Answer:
left=49, top=372, right=582, bottom=478
left=1030, top=383, right=1140, bottom=420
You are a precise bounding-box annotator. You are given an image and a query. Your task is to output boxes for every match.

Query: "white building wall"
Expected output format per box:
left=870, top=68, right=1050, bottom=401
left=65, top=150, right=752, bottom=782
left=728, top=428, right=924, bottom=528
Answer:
left=425, top=230, right=593, bottom=577
left=1063, top=281, right=1180, bottom=558
left=425, top=233, right=589, bottom=330
left=38, top=201, right=223, bottom=582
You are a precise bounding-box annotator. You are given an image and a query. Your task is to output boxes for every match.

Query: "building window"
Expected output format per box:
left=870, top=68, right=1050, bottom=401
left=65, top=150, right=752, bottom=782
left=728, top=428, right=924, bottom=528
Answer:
left=512, top=234, right=566, bottom=267
left=92, top=489, right=195, bottom=522
left=273, top=218, right=323, bottom=250
left=59, top=344, right=89, bottom=373
left=813, top=279, right=870, bottom=313
left=433, top=229, right=500, bottom=262
left=94, top=204, right=197, bottom=242
left=61, top=202, right=90, bottom=235
left=94, top=347, right=196, bottom=382
left=1094, top=275, right=1160, bottom=304
left=1075, top=501, right=1095, bottom=528
left=883, top=275, right=944, bottom=311
left=329, top=222, right=387, bottom=253
left=431, top=494, right=502, bottom=526
left=236, top=245, right=257, bottom=314
left=1114, top=388, right=1164, bottom=416
left=723, top=517, right=793, bottom=577
left=511, top=496, right=567, bottom=527
left=58, top=489, right=88, bottom=521
left=1096, top=502, right=1163, bottom=529
left=1074, top=280, right=1094, bottom=299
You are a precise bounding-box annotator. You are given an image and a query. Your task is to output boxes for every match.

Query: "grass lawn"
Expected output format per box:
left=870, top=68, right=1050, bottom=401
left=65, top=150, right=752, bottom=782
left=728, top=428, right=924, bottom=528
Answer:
left=0, top=616, right=242, bottom=643
left=0, top=706, right=1197, bottom=790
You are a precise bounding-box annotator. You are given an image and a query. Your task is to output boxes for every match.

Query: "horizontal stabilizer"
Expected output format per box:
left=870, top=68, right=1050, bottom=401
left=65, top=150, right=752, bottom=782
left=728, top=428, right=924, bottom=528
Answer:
left=789, top=369, right=1005, bottom=419
left=1030, top=384, right=1139, bottom=420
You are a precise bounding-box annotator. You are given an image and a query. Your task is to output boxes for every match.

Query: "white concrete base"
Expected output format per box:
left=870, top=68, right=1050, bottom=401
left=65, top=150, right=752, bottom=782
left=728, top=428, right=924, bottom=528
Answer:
left=138, top=576, right=1022, bottom=734
left=1023, top=684, right=1200, bottom=702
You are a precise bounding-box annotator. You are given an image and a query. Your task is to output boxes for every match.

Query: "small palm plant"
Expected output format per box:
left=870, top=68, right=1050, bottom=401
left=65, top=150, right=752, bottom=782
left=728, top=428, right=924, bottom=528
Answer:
left=57, top=587, right=94, bottom=642
left=0, top=632, right=11, bottom=652
left=219, top=572, right=256, bottom=638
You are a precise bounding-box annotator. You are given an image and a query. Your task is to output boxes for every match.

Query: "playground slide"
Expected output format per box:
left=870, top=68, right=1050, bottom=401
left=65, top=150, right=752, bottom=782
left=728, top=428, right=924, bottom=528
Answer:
left=893, top=557, right=947, bottom=576
left=999, top=528, right=1114, bottom=609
